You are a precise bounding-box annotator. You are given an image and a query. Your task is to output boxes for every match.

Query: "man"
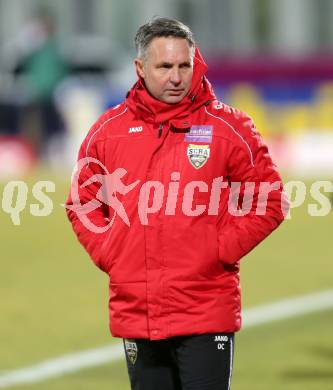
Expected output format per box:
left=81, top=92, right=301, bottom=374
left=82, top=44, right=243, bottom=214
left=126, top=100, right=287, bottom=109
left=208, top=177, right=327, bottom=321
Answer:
left=66, top=17, right=288, bottom=390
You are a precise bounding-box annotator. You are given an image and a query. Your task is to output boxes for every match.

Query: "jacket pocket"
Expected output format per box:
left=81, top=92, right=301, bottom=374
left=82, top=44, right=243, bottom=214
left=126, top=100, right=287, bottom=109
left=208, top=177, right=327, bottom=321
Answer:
left=98, top=218, right=121, bottom=273
left=201, top=222, right=224, bottom=278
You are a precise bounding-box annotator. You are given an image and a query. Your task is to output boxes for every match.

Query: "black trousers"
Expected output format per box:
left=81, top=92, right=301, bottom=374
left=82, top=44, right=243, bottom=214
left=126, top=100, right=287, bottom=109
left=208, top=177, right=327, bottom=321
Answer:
left=123, top=333, right=234, bottom=390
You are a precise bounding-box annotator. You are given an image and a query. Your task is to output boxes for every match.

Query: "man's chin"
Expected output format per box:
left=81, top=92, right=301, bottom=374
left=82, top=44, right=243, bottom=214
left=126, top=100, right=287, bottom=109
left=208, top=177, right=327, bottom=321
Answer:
left=163, top=94, right=186, bottom=105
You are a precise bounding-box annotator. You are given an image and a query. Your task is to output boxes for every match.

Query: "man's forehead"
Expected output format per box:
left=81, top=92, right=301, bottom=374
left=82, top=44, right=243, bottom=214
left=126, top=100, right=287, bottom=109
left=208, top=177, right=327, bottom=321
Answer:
left=146, top=37, right=194, bottom=60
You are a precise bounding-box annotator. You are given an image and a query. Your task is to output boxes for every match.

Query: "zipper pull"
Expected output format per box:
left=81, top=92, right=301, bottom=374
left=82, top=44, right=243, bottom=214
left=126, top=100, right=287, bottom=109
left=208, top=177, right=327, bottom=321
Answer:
left=158, top=124, right=163, bottom=138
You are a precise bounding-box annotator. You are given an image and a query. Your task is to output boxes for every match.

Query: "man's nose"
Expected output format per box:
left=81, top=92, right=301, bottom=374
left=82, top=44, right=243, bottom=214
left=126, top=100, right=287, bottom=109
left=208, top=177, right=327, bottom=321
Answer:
left=169, top=68, right=181, bottom=84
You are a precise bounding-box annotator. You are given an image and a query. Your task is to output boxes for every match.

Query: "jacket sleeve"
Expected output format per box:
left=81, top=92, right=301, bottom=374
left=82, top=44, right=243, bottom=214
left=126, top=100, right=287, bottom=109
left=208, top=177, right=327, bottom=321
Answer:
left=217, top=114, right=289, bottom=265
left=65, top=134, right=110, bottom=272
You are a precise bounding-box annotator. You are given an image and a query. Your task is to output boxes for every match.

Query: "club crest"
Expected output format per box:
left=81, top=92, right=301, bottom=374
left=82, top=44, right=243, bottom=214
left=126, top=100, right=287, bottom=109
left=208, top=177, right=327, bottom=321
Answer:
left=187, top=144, right=210, bottom=169
left=124, top=339, right=138, bottom=365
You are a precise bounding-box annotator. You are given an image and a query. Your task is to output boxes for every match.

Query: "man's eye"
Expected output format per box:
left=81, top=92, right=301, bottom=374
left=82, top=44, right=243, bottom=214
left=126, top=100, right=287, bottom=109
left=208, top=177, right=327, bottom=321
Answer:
left=158, top=64, right=172, bottom=69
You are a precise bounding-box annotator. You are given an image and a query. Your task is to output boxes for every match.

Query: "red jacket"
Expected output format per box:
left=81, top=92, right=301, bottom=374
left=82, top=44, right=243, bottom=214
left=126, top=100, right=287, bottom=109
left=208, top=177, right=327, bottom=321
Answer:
left=66, top=49, right=287, bottom=340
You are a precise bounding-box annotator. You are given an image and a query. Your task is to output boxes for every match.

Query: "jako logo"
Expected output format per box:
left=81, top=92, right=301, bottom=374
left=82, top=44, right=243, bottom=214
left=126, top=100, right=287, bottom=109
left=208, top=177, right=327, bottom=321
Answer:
left=129, top=126, right=143, bottom=133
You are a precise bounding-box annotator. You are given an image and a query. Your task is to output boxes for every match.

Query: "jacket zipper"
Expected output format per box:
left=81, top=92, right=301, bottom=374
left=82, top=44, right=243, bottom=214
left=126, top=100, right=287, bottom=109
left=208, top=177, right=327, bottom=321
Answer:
left=158, top=124, right=163, bottom=138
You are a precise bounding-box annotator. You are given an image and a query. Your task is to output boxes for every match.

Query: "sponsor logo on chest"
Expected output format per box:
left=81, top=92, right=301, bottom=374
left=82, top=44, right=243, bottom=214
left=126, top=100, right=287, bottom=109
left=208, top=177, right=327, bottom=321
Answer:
left=185, top=125, right=213, bottom=143
left=187, top=144, right=210, bottom=169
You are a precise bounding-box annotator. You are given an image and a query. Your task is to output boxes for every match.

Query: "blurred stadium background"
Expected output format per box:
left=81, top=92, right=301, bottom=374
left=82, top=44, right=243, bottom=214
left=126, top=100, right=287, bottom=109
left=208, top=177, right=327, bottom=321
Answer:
left=0, top=0, right=332, bottom=389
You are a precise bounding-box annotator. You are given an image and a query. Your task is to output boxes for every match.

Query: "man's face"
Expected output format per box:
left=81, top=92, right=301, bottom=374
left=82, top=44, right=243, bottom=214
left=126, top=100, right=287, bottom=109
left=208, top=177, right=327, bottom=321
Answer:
left=135, top=37, right=194, bottom=104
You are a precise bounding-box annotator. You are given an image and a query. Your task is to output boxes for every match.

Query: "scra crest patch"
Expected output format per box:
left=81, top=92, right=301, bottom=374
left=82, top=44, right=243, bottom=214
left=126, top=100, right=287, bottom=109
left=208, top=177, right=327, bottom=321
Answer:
left=187, top=144, right=210, bottom=169
left=124, top=339, right=138, bottom=365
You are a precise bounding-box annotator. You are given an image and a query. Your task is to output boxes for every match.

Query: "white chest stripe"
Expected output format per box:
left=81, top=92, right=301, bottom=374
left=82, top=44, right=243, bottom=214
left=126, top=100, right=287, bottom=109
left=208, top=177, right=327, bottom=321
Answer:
left=85, top=107, right=128, bottom=157
left=205, top=107, right=255, bottom=167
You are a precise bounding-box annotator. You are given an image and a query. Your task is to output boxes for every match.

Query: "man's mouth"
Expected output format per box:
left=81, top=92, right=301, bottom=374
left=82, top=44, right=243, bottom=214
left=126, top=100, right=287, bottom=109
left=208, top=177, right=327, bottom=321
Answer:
left=167, top=89, right=184, bottom=94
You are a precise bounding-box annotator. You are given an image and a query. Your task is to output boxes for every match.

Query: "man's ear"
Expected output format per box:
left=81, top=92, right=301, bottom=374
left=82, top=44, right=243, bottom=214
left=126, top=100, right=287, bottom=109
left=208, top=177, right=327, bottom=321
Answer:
left=135, top=58, right=145, bottom=79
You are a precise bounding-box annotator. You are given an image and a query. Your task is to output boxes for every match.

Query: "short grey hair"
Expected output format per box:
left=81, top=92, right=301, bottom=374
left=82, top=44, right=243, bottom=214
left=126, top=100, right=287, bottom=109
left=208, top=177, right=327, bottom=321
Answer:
left=135, top=17, right=195, bottom=61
